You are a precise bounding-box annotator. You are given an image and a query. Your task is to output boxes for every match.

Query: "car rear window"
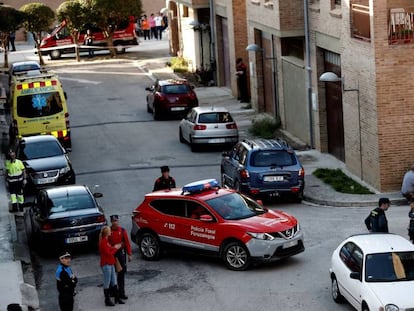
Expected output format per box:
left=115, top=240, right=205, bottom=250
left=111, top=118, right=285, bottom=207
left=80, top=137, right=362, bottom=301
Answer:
left=250, top=150, right=297, bottom=167
left=162, top=84, right=190, bottom=94
left=198, top=112, right=233, bottom=123
left=13, top=64, right=40, bottom=74
left=48, top=194, right=95, bottom=214
left=17, top=92, right=63, bottom=118
left=20, top=140, right=63, bottom=160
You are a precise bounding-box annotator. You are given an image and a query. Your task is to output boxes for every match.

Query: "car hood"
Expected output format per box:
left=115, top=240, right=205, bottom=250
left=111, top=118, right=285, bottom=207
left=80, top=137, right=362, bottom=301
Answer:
left=233, top=209, right=297, bottom=232
left=366, top=281, right=414, bottom=307
left=25, top=155, right=68, bottom=171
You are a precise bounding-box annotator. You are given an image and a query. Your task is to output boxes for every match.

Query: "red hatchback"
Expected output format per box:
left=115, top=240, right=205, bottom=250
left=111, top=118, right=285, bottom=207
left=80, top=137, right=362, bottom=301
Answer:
left=145, top=79, right=199, bottom=120
left=131, top=179, right=304, bottom=270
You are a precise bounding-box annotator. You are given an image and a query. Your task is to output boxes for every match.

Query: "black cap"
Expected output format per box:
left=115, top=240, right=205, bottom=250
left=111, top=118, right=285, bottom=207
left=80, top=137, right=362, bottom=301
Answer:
left=378, top=197, right=390, bottom=206
left=110, top=215, right=119, bottom=221
left=59, top=251, right=71, bottom=260
left=161, top=166, right=170, bottom=173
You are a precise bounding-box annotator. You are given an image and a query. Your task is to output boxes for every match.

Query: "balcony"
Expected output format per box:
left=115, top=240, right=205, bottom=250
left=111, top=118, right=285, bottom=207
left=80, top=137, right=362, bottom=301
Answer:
left=388, top=7, right=414, bottom=45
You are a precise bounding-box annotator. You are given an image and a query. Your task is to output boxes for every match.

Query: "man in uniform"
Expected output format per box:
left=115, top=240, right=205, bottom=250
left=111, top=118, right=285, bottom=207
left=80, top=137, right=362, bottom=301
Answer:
left=56, top=252, right=77, bottom=311
left=365, top=197, right=391, bottom=233
left=108, top=215, right=132, bottom=300
left=5, top=150, right=26, bottom=212
left=153, top=166, right=176, bottom=191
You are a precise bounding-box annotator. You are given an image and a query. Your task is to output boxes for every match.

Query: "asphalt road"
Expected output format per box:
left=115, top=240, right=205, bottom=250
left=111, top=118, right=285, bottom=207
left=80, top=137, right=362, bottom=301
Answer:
left=24, top=57, right=411, bottom=311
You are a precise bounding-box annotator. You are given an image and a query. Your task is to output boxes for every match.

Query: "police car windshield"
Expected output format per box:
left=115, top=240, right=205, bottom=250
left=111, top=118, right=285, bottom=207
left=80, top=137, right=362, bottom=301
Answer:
left=17, top=92, right=63, bottom=118
left=206, top=193, right=266, bottom=220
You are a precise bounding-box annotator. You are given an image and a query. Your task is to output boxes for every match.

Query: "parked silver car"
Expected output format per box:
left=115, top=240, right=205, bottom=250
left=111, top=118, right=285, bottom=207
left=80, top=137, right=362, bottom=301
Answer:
left=179, top=107, right=239, bottom=151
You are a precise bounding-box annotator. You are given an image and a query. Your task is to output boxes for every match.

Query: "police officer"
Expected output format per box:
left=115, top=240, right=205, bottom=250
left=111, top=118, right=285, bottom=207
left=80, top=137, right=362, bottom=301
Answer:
left=5, top=150, right=26, bottom=212
left=108, top=215, right=132, bottom=300
left=153, top=166, right=176, bottom=191
left=56, top=252, right=77, bottom=311
left=365, top=197, right=391, bottom=233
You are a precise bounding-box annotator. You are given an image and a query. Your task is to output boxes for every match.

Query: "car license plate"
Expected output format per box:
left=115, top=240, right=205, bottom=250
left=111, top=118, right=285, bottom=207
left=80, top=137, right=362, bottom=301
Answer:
left=66, top=236, right=88, bottom=244
left=209, top=138, right=225, bottom=143
left=171, top=107, right=185, bottom=111
left=283, top=240, right=298, bottom=249
left=264, top=176, right=284, bottom=182
left=36, top=178, right=56, bottom=185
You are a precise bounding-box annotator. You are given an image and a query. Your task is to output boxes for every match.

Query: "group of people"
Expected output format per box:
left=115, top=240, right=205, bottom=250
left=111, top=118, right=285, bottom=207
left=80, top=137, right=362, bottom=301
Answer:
left=138, top=12, right=168, bottom=41
left=54, top=165, right=175, bottom=310
left=0, top=31, right=16, bottom=53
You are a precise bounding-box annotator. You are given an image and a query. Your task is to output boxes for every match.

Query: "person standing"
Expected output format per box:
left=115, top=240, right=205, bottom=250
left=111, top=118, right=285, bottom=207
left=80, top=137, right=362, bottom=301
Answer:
left=56, top=252, right=77, bottom=311
left=99, top=226, right=124, bottom=306
left=401, top=164, right=414, bottom=202
left=409, top=202, right=414, bottom=243
left=153, top=166, right=176, bottom=191
left=236, top=58, right=249, bottom=103
left=84, top=29, right=94, bottom=58
left=141, top=15, right=150, bottom=40
left=5, top=150, right=26, bottom=212
left=108, top=215, right=132, bottom=300
left=8, top=32, right=16, bottom=51
left=154, top=13, right=163, bottom=40
left=149, top=14, right=157, bottom=40
left=364, top=197, right=391, bottom=233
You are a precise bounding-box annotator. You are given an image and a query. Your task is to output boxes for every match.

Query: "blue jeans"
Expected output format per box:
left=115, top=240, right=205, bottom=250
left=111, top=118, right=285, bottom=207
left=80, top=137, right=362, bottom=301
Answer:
left=101, top=265, right=117, bottom=289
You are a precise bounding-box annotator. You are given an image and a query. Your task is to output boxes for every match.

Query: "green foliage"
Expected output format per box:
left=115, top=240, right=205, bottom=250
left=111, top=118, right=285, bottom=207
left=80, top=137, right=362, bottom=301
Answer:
left=169, top=57, right=189, bottom=72
left=0, top=5, right=25, bottom=33
left=20, top=3, right=55, bottom=35
left=313, top=168, right=373, bottom=194
left=248, top=116, right=281, bottom=138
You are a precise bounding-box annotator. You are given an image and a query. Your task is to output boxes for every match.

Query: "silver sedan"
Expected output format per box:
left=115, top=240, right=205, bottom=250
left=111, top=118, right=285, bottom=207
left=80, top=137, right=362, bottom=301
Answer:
left=179, top=107, right=239, bottom=151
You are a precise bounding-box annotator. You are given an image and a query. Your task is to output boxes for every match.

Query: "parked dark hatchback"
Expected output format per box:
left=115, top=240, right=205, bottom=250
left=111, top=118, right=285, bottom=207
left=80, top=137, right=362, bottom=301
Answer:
left=145, top=79, right=198, bottom=120
left=221, top=139, right=305, bottom=202
left=15, top=135, right=75, bottom=193
left=29, top=185, right=107, bottom=252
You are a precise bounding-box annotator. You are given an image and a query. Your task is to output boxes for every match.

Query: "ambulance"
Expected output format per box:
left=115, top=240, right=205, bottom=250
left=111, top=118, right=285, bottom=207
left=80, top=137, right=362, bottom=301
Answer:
left=9, top=72, right=71, bottom=149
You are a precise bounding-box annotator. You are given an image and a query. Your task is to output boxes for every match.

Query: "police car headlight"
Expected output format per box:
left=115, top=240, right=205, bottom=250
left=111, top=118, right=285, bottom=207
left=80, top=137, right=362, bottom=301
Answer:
left=247, top=232, right=274, bottom=241
left=385, top=304, right=399, bottom=311
left=59, top=165, right=70, bottom=174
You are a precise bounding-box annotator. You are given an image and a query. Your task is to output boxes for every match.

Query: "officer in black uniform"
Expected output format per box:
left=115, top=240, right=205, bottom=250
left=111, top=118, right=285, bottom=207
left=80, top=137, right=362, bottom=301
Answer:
left=153, top=166, right=176, bottom=191
left=56, top=252, right=78, bottom=311
left=364, top=197, right=391, bottom=233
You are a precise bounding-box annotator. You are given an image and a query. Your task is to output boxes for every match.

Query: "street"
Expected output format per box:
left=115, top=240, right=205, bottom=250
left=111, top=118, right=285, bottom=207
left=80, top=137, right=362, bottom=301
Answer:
left=5, top=41, right=411, bottom=311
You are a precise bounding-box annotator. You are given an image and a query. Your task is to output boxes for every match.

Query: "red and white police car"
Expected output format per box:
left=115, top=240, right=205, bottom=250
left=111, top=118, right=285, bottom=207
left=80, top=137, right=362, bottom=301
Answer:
left=131, top=179, right=304, bottom=270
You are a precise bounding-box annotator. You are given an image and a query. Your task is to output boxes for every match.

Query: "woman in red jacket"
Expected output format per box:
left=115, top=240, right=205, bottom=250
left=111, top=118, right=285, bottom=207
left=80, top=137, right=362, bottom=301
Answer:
left=99, top=226, right=124, bottom=306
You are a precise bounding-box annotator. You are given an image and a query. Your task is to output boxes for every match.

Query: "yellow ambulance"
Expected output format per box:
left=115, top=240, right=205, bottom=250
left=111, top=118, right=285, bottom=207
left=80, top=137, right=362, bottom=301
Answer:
left=9, top=72, right=71, bottom=149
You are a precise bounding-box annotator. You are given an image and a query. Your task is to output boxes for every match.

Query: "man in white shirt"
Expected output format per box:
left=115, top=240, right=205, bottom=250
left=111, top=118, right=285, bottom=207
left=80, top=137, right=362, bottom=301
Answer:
left=154, top=13, right=163, bottom=40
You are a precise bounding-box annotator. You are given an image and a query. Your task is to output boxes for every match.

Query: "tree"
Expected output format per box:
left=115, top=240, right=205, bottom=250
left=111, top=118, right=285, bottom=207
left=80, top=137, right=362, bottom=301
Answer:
left=20, top=2, right=55, bottom=65
left=82, top=0, right=142, bottom=58
left=0, top=5, right=25, bottom=68
left=57, top=1, right=88, bottom=62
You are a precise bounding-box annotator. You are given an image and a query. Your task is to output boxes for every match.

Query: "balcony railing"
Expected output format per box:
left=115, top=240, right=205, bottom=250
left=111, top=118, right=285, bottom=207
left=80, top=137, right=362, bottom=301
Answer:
left=389, top=7, right=414, bottom=44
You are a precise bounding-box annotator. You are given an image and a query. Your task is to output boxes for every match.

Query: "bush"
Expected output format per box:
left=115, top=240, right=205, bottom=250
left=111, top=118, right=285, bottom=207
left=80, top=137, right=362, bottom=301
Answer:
left=168, top=57, right=189, bottom=72
left=313, top=168, right=373, bottom=194
left=248, top=116, right=281, bottom=138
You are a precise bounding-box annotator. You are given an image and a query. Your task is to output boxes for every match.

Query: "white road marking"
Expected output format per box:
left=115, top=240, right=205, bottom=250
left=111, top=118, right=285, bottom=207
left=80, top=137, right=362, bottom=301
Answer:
left=58, top=77, right=101, bottom=85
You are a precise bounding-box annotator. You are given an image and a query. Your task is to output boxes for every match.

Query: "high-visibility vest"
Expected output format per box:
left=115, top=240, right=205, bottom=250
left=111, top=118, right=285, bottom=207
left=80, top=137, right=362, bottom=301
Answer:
left=5, top=159, right=25, bottom=182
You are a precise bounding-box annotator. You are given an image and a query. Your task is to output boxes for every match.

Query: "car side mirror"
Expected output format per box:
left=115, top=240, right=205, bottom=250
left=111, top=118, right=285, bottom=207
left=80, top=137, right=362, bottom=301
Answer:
left=199, top=214, right=213, bottom=222
left=349, top=271, right=361, bottom=281
left=93, top=192, right=103, bottom=198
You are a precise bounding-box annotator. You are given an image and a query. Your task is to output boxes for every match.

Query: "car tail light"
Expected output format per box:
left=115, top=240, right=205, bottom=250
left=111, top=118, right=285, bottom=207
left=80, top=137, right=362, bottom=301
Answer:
left=250, top=188, right=260, bottom=195
left=188, top=92, right=197, bottom=99
left=290, top=187, right=301, bottom=193
left=156, top=93, right=166, bottom=101
left=96, top=215, right=106, bottom=223
left=194, top=124, right=207, bottom=130
left=240, top=169, right=250, bottom=180
left=298, top=167, right=305, bottom=178
left=226, top=123, right=238, bottom=129
left=41, top=222, right=53, bottom=231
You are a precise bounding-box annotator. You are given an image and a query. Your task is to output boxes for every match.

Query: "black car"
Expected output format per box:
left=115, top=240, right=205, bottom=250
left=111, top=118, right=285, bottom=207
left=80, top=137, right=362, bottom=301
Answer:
left=221, top=138, right=305, bottom=202
left=29, top=185, right=107, bottom=252
left=15, top=135, right=75, bottom=193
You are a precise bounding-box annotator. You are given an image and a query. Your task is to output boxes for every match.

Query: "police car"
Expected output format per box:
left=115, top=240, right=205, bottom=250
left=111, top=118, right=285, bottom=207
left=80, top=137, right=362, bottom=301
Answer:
left=131, top=179, right=304, bottom=270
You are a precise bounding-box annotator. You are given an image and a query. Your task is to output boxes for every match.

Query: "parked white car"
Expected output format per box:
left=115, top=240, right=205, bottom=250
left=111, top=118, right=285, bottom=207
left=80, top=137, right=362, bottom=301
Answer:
left=330, top=233, right=414, bottom=311
left=179, top=107, right=239, bottom=152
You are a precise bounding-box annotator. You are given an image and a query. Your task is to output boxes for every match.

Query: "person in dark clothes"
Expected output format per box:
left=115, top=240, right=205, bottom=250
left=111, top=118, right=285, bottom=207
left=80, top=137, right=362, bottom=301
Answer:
left=55, top=252, right=77, bottom=311
left=236, top=58, right=249, bottom=103
left=153, top=166, right=176, bottom=191
left=364, top=197, right=391, bottom=233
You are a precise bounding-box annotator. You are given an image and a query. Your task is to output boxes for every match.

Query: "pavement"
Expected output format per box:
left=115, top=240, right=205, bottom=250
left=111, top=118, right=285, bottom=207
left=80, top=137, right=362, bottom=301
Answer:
left=0, top=38, right=408, bottom=310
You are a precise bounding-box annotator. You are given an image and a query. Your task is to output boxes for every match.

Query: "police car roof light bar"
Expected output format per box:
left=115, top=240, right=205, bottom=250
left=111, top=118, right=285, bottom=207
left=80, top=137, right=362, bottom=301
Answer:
left=181, top=179, right=220, bottom=195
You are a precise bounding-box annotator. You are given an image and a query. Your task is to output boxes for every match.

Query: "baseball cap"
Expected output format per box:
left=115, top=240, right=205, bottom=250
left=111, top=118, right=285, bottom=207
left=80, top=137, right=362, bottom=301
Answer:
left=378, top=197, right=390, bottom=206
left=59, top=252, right=71, bottom=260
left=110, top=214, right=119, bottom=222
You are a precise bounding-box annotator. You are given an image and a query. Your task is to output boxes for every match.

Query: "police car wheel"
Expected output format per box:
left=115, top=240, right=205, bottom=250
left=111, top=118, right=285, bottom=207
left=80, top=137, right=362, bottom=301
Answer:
left=138, top=232, right=161, bottom=261
left=222, top=241, right=250, bottom=271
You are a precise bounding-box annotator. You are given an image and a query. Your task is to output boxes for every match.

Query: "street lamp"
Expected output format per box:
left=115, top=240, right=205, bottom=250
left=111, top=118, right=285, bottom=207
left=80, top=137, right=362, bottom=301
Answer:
left=319, top=71, right=362, bottom=180
left=246, top=43, right=279, bottom=117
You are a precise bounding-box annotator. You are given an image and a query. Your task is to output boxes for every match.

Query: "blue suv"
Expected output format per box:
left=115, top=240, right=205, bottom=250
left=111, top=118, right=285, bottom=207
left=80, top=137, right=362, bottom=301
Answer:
left=221, top=139, right=305, bottom=202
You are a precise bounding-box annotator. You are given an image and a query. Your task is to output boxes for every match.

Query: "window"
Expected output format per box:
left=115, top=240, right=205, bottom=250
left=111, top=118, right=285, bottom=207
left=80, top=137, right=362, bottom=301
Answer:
left=198, top=112, right=234, bottom=123
left=150, top=199, right=211, bottom=218
left=250, top=150, right=296, bottom=167
left=351, top=0, right=370, bottom=41
left=17, top=92, right=63, bottom=118
left=339, top=242, right=363, bottom=273
left=182, top=5, right=189, bottom=18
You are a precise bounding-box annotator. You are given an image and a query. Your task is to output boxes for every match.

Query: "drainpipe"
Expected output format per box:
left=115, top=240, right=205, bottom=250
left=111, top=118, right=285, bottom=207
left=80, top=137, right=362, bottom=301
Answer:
left=209, top=0, right=216, bottom=84
left=304, top=0, right=314, bottom=148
